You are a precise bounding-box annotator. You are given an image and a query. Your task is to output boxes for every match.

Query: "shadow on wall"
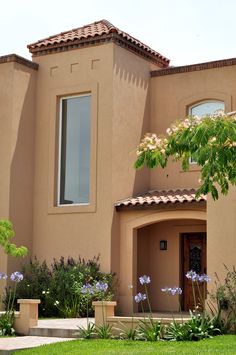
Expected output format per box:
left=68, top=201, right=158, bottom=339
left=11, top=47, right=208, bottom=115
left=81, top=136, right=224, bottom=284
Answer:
left=8, top=65, right=36, bottom=273
left=110, top=51, right=158, bottom=288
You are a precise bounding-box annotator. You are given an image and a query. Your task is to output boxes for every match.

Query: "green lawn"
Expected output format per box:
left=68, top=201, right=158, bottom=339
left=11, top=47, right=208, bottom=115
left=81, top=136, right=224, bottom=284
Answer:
left=14, top=336, right=236, bottom=354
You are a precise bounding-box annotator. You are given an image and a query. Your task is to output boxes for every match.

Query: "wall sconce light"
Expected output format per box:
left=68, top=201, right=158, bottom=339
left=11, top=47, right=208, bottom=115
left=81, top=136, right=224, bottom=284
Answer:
left=160, top=240, right=167, bottom=250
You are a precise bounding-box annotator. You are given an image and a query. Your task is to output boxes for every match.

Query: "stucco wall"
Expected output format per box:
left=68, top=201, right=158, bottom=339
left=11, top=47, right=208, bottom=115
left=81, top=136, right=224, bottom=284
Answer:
left=0, top=60, right=36, bottom=274
left=150, top=65, right=236, bottom=190
left=31, top=44, right=114, bottom=271
left=111, top=45, right=161, bottom=278
left=207, top=188, right=236, bottom=289
left=31, top=41, right=162, bottom=273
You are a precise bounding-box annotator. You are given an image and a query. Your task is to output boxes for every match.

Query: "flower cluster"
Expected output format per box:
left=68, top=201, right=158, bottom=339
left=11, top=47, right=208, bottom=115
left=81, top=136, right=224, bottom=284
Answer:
left=81, top=281, right=109, bottom=295
left=134, top=292, right=147, bottom=303
left=81, top=283, right=94, bottom=295
left=136, top=133, right=168, bottom=156
left=136, top=112, right=236, bottom=161
left=95, top=281, right=108, bottom=292
left=186, top=270, right=211, bottom=283
left=10, top=271, right=23, bottom=283
left=139, top=275, right=151, bottom=285
left=161, top=287, right=182, bottom=296
left=0, top=272, right=7, bottom=280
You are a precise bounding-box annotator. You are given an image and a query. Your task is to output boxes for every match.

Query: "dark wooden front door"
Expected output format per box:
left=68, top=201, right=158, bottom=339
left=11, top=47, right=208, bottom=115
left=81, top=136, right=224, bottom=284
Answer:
left=182, top=233, right=206, bottom=311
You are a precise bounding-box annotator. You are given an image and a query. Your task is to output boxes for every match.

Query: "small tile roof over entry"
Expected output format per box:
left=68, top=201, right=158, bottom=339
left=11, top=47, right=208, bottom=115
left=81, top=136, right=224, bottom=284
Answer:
left=27, top=19, right=170, bottom=66
left=115, top=189, right=206, bottom=209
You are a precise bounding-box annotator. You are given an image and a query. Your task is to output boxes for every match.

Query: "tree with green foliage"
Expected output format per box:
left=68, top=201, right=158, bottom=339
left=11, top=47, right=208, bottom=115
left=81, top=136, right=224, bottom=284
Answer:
left=0, top=220, right=27, bottom=257
left=135, top=112, right=236, bottom=200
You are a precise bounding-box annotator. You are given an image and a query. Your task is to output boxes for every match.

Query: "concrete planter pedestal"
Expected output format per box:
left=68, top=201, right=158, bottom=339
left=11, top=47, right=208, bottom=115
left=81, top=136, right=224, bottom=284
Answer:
left=92, top=301, right=117, bottom=326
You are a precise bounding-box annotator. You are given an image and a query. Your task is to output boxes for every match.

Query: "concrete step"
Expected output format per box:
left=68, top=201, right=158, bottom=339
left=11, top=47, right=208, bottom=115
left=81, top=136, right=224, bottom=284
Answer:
left=29, top=327, right=77, bottom=338
left=29, top=318, right=94, bottom=338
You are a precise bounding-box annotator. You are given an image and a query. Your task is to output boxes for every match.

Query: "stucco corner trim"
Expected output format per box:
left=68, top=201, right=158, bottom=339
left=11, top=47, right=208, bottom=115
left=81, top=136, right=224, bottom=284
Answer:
left=0, top=54, right=39, bottom=71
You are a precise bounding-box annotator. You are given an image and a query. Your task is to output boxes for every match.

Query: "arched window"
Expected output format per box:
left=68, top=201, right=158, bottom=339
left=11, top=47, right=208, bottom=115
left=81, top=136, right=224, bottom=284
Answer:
left=188, top=100, right=225, bottom=164
left=189, top=100, right=225, bottom=117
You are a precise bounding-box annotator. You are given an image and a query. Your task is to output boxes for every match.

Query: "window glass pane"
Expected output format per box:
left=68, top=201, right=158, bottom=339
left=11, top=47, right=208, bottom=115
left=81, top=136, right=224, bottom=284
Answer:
left=189, top=101, right=224, bottom=164
left=190, top=101, right=224, bottom=117
left=59, top=95, right=91, bottom=205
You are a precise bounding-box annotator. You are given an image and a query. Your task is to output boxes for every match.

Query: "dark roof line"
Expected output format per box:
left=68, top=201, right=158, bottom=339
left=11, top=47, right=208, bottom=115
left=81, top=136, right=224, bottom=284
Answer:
left=0, top=54, right=38, bottom=70
left=151, top=57, right=236, bottom=77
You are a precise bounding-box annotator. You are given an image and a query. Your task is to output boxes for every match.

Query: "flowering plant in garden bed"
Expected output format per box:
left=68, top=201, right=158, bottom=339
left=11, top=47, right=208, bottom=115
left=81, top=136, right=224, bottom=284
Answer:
left=209, top=265, right=236, bottom=333
left=162, top=271, right=221, bottom=341
left=77, top=281, right=113, bottom=339
left=186, top=270, right=211, bottom=313
left=134, top=275, right=163, bottom=341
left=6, top=255, right=115, bottom=318
left=0, top=220, right=27, bottom=336
left=0, top=271, right=24, bottom=336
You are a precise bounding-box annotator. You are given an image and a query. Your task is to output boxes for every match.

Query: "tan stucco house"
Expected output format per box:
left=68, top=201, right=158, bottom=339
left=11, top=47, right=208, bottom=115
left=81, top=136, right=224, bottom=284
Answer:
left=1, top=20, right=236, bottom=315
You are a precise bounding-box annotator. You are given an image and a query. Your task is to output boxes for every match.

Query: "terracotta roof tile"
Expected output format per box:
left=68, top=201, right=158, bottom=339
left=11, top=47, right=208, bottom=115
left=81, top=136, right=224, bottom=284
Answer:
left=27, top=19, right=169, bottom=66
left=115, top=188, right=206, bottom=208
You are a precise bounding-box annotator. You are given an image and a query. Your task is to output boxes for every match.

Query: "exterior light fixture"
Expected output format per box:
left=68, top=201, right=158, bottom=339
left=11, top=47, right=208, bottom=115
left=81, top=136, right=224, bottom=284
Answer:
left=160, top=240, right=167, bottom=250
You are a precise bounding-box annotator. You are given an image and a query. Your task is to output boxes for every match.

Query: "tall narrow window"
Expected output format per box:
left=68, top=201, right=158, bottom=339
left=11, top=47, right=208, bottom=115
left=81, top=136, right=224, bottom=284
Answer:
left=58, top=94, right=91, bottom=205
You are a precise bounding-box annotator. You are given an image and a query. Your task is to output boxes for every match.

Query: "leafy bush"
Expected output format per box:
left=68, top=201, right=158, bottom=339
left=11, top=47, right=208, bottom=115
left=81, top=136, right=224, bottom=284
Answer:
left=5, top=256, right=115, bottom=318
left=0, top=312, right=15, bottom=336
left=136, top=318, right=162, bottom=341
left=5, top=258, right=52, bottom=317
left=210, top=265, right=236, bottom=333
left=165, top=312, right=220, bottom=341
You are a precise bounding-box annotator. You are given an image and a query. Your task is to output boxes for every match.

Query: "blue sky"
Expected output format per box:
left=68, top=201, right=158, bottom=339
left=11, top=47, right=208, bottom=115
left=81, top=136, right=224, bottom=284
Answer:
left=1, top=0, right=235, bottom=66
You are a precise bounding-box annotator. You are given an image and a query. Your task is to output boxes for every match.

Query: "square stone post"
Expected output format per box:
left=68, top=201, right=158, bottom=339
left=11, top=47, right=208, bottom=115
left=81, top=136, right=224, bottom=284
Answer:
left=14, top=299, right=41, bottom=335
left=92, top=301, right=117, bottom=326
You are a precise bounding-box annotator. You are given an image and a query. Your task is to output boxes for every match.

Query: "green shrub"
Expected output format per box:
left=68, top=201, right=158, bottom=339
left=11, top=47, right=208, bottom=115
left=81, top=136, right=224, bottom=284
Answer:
left=210, top=265, right=236, bottom=333
left=4, top=258, right=51, bottom=317
left=165, top=312, right=220, bottom=341
left=4, top=256, right=115, bottom=318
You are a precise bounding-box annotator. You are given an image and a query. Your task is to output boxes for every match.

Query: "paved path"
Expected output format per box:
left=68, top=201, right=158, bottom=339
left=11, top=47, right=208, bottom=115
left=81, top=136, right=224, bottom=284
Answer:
left=0, top=318, right=94, bottom=354
left=0, top=336, right=74, bottom=354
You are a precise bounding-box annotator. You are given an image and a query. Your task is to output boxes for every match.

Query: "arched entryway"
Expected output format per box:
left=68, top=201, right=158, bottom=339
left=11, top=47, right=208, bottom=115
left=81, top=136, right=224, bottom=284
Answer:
left=137, top=219, right=206, bottom=313
left=119, top=209, right=206, bottom=315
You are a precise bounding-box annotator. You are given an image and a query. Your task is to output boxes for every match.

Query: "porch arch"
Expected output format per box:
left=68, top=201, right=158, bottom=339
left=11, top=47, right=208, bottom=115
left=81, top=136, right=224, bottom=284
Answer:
left=119, top=209, right=206, bottom=315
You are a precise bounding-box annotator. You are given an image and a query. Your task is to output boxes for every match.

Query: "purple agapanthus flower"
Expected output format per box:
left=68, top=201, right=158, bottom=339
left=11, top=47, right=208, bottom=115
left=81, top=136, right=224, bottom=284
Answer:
left=81, top=283, right=94, bottom=295
left=95, top=281, right=108, bottom=292
left=186, top=270, right=211, bottom=283
left=198, top=273, right=211, bottom=283
left=134, top=292, right=147, bottom=303
left=186, top=270, right=199, bottom=282
left=139, top=275, right=151, bottom=285
left=161, top=287, right=182, bottom=295
left=0, top=272, right=7, bottom=280
left=10, top=271, right=23, bottom=282
left=170, top=287, right=182, bottom=296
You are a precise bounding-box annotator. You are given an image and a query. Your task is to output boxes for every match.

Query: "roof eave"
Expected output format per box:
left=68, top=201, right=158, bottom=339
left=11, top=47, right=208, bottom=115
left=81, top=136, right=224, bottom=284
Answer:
left=115, top=200, right=206, bottom=211
left=28, top=33, right=170, bottom=67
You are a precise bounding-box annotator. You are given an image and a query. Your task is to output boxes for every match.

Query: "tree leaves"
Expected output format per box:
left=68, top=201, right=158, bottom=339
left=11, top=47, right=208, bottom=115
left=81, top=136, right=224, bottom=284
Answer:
left=0, top=220, right=28, bottom=257
left=135, top=114, right=236, bottom=200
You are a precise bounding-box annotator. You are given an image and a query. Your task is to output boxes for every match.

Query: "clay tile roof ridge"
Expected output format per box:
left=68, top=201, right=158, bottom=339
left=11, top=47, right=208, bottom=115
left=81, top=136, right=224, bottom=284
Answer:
left=27, top=19, right=170, bottom=63
left=27, top=19, right=117, bottom=48
left=115, top=188, right=206, bottom=207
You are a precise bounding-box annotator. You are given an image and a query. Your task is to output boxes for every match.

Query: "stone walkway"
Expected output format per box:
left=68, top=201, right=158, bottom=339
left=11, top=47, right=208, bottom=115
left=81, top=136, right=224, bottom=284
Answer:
left=0, top=318, right=94, bottom=354
left=0, top=336, right=74, bottom=354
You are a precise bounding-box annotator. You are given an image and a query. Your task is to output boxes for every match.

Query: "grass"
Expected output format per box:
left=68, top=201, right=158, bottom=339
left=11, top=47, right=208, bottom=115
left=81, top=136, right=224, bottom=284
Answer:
left=14, top=335, right=236, bottom=354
